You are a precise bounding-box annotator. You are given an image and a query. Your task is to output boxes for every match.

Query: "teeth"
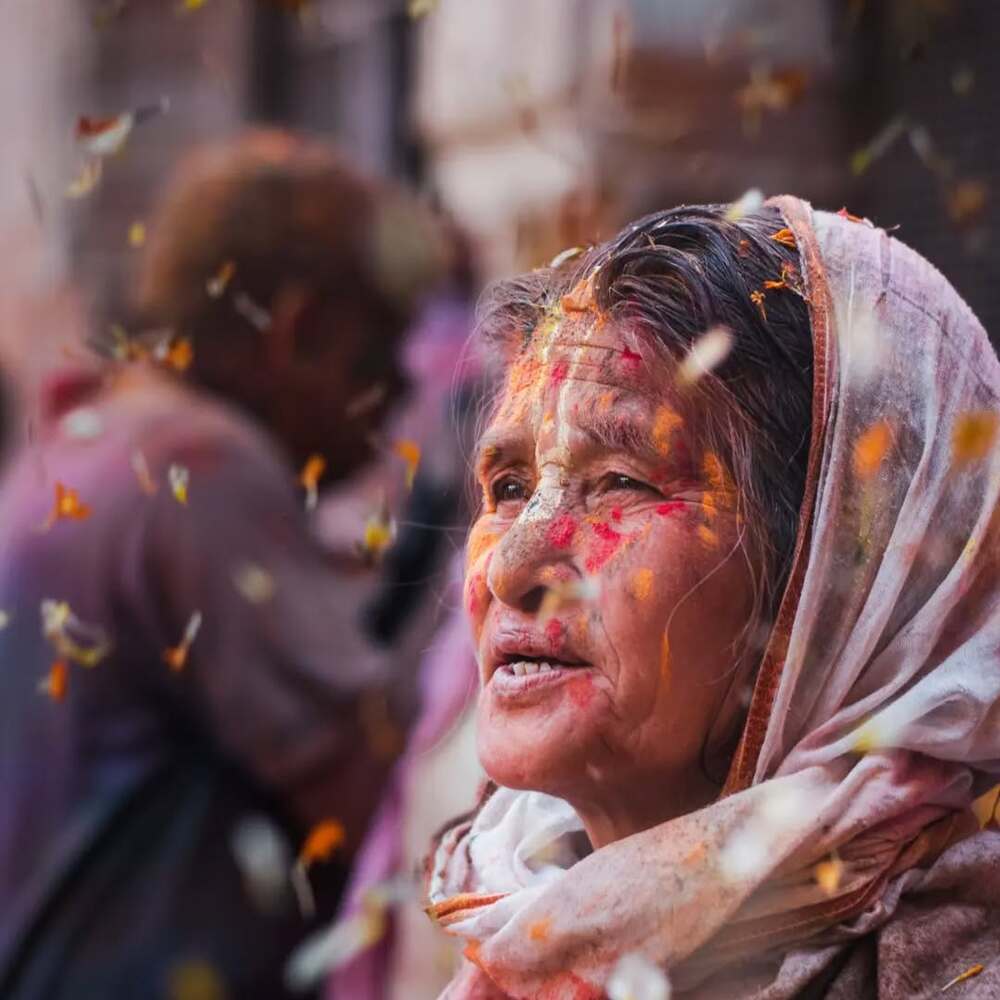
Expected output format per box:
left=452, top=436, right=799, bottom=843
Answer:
left=504, top=660, right=562, bottom=678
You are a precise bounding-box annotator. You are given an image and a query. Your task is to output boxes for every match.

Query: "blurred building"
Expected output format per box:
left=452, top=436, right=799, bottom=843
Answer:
left=415, top=0, right=999, bottom=342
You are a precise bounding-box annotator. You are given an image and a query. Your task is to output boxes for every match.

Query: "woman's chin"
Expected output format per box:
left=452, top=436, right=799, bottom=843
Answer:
left=476, top=680, right=605, bottom=793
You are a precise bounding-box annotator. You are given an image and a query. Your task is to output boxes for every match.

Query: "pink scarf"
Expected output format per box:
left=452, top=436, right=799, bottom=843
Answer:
left=426, top=197, right=1000, bottom=998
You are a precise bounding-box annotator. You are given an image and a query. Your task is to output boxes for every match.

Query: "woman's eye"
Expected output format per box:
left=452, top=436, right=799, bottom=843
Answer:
left=491, top=476, right=530, bottom=505
left=603, top=473, right=656, bottom=494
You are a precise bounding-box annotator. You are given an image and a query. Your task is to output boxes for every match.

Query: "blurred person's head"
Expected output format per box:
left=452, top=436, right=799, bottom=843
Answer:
left=136, top=129, right=442, bottom=479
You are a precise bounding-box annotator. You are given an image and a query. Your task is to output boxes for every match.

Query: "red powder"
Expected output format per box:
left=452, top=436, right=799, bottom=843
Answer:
left=610, top=506, right=622, bottom=522
left=656, top=501, right=684, bottom=517
left=550, top=360, right=569, bottom=386
left=544, top=617, right=563, bottom=649
left=566, top=674, right=595, bottom=709
left=620, top=346, right=642, bottom=372
left=547, top=513, right=577, bottom=549
left=585, top=521, right=621, bottom=573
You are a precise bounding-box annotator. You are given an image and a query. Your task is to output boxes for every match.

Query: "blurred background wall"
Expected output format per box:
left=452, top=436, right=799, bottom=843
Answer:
left=4, top=0, right=994, bottom=347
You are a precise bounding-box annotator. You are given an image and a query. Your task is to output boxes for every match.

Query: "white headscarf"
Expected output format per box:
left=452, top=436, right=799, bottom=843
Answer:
left=427, top=197, right=1000, bottom=999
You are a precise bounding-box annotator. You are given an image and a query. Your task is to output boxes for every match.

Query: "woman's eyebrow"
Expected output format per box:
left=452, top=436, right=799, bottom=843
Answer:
left=576, top=413, right=663, bottom=464
left=475, top=431, right=529, bottom=477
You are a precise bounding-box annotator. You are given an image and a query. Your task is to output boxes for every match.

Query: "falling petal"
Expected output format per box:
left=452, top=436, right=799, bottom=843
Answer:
left=163, top=610, right=202, bottom=672
left=392, top=439, right=421, bottom=490
left=169, top=464, right=190, bottom=505
left=75, top=112, right=136, bottom=157
left=814, top=855, right=844, bottom=896
left=360, top=509, right=396, bottom=563
left=38, top=660, right=69, bottom=702
left=0, top=610, right=9, bottom=630
left=951, top=65, right=975, bottom=97
left=75, top=98, right=168, bottom=159
left=537, top=575, right=601, bottom=625
left=837, top=206, right=866, bottom=224
left=62, top=407, right=104, bottom=441
left=232, top=292, right=271, bottom=332
left=941, top=964, right=984, bottom=992
left=166, top=958, right=226, bottom=1000
left=407, top=0, right=437, bottom=16
left=299, top=454, right=326, bottom=511
left=771, top=227, right=796, bottom=248
left=677, top=326, right=733, bottom=385
left=164, top=337, right=194, bottom=373
left=42, top=482, right=92, bottom=530
left=40, top=599, right=111, bottom=668
left=750, top=289, right=767, bottom=321
left=607, top=952, right=671, bottom=1000
left=345, top=383, right=386, bottom=420
left=206, top=260, right=236, bottom=298
left=724, top=188, right=764, bottom=222
left=970, top=784, right=1000, bottom=830
left=128, top=221, right=146, bottom=247
left=285, top=907, right=386, bottom=989
left=946, top=180, right=989, bottom=227
left=298, top=819, right=346, bottom=869
left=548, top=245, right=586, bottom=269
left=231, top=814, right=292, bottom=914
left=131, top=449, right=158, bottom=495
left=65, top=159, right=103, bottom=199
left=231, top=563, right=275, bottom=604
left=850, top=116, right=908, bottom=176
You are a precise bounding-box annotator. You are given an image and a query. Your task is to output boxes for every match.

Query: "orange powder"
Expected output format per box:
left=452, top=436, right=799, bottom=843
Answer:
left=660, top=631, right=671, bottom=685
left=628, top=567, right=654, bottom=601
left=853, top=421, right=893, bottom=479
left=652, top=406, right=683, bottom=455
left=528, top=917, right=552, bottom=941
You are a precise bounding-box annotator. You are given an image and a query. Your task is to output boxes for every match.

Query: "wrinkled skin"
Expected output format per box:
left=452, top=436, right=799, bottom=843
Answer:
left=466, top=296, right=756, bottom=847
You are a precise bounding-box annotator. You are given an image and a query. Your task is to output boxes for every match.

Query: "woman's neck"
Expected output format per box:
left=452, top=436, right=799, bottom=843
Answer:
left=570, top=770, right=720, bottom=850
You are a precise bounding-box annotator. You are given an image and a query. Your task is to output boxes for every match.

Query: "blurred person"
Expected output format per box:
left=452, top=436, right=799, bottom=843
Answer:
left=324, top=220, right=485, bottom=1000
left=0, top=130, right=439, bottom=1000
left=427, top=198, right=1000, bottom=998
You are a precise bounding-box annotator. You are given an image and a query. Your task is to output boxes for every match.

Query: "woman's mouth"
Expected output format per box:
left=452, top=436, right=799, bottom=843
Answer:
left=489, top=656, right=593, bottom=700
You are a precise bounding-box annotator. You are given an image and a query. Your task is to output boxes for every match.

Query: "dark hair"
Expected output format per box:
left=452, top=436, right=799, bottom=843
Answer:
left=476, top=203, right=813, bottom=656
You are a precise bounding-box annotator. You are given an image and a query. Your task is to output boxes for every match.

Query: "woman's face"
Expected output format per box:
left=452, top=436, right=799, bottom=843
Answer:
left=466, top=292, right=756, bottom=828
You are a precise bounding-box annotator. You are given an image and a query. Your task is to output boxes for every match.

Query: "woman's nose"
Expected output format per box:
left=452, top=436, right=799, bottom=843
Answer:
left=486, top=498, right=574, bottom=615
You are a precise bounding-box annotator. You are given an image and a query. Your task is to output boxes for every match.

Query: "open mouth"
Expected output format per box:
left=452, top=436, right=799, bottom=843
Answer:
left=495, top=652, right=589, bottom=678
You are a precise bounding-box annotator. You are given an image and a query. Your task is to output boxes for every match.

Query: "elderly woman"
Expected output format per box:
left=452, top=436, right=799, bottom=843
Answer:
left=425, top=196, right=1000, bottom=999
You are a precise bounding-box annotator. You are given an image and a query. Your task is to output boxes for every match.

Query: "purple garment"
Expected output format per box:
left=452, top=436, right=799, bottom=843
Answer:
left=0, top=369, right=396, bottom=999
left=325, top=562, right=477, bottom=1000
